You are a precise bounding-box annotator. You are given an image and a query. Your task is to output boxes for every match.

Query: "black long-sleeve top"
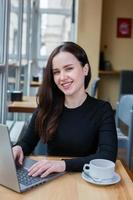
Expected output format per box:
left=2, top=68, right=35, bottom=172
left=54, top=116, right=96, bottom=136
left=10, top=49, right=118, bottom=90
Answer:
left=17, top=95, right=118, bottom=172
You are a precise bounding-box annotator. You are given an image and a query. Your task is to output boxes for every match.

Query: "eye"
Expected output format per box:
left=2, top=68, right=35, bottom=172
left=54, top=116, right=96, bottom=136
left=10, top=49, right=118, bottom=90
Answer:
left=53, top=70, right=60, bottom=75
left=65, top=67, right=73, bottom=71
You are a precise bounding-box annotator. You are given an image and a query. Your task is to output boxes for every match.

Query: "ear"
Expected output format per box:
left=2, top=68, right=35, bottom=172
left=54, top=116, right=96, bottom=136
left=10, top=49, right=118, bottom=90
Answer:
left=83, top=64, right=89, bottom=76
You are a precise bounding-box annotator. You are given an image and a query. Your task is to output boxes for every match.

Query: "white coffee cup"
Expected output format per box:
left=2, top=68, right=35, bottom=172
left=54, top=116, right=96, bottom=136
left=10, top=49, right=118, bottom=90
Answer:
left=83, top=159, right=115, bottom=181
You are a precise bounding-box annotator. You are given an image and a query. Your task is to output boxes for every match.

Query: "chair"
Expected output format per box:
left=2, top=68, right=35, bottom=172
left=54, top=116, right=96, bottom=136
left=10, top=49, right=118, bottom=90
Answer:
left=33, top=140, right=47, bottom=155
left=16, top=117, right=47, bottom=155
left=119, top=70, right=133, bottom=99
left=115, top=95, right=133, bottom=169
left=90, top=77, right=100, bottom=97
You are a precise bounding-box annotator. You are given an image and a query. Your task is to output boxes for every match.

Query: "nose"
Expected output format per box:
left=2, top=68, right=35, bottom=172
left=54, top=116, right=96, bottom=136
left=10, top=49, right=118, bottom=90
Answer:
left=60, top=71, right=66, bottom=81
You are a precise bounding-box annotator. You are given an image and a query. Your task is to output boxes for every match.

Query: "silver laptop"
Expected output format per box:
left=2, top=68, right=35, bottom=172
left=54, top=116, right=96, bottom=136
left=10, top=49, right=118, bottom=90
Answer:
left=0, top=123, right=65, bottom=193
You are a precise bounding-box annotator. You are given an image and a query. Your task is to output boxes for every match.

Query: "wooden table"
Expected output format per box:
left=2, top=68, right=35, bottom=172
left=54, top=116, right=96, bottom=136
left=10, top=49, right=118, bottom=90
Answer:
left=30, top=81, right=41, bottom=87
left=0, top=157, right=133, bottom=200
left=99, top=70, right=120, bottom=76
left=8, top=96, right=37, bottom=113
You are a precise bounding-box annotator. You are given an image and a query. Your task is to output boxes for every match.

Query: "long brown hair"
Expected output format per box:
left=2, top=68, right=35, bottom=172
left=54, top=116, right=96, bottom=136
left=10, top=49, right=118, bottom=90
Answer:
left=36, top=41, right=91, bottom=142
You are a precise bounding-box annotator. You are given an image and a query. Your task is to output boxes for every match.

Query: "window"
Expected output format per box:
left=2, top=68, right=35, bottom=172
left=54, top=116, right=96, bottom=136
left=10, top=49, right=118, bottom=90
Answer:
left=0, top=0, right=5, bottom=63
left=38, top=0, right=73, bottom=61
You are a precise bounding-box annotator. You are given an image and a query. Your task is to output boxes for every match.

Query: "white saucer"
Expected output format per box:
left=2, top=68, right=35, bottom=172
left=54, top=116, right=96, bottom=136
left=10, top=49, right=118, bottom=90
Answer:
left=81, top=172, right=121, bottom=186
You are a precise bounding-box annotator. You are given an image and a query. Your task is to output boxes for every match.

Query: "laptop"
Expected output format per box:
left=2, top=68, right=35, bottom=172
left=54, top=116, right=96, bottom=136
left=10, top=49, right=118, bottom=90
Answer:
left=0, top=123, right=65, bottom=193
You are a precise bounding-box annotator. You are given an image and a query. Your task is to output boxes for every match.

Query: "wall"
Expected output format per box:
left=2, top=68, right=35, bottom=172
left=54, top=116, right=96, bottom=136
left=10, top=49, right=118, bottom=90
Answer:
left=99, top=0, right=133, bottom=108
left=101, top=0, right=133, bottom=70
left=76, top=0, right=103, bottom=92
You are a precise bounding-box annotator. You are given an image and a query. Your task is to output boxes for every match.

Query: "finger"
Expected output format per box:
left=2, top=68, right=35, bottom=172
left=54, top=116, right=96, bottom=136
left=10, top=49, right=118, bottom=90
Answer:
left=13, top=148, right=19, bottom=159
left=28, top=160, right=50, bottom=173
left=28, top=160, right=46, bottom=171
left=18, top=152, right=24, bottom=165
left=41, top=167, right=55, bottom=178
left=28, top=165, right=40, bottom=176
left=30, top=167, right=46, bottom=177
left=13, top=152, right=17, bottom=160
left=13, top=147, right=22, bottom=161
left=28, top=163, right=51, bottom=176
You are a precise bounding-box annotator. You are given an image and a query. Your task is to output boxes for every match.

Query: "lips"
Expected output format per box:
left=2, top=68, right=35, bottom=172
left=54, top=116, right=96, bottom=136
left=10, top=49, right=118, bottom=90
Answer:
left=61, top=81, right=73, bottom=90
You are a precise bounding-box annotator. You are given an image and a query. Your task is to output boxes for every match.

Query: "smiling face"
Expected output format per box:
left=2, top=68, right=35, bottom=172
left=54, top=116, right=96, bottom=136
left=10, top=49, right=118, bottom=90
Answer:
left=52, top=52, right=89, bottom=98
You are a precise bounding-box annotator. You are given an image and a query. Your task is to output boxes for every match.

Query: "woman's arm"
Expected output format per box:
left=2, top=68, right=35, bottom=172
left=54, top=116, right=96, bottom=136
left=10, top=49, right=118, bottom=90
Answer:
left=16, top=110, right=40, bottom=155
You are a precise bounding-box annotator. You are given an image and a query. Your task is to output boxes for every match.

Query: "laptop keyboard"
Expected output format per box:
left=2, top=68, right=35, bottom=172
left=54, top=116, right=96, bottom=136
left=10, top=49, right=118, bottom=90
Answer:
left=17, top=168, right=44, bottom=186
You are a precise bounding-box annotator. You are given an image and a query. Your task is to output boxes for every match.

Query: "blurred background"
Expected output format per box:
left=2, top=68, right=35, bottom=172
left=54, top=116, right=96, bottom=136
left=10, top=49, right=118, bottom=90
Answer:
left=0, top=0, right=133, bottom=173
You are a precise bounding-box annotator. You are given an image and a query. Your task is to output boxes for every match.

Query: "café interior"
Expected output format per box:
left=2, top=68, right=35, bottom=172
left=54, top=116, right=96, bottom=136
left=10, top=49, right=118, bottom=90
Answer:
left=0, top=0, right=133, bottom=198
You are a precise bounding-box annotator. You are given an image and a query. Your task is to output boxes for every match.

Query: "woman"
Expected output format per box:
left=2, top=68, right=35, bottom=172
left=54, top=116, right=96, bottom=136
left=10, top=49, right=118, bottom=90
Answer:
left=13, top=41, right=117, bottom=178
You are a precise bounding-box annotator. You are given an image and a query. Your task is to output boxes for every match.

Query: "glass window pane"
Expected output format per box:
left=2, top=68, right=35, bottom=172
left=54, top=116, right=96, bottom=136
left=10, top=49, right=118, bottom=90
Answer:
left=38, top=0, right=73, bottom=59
left=9, top=2, right=19, bottom=59
left=40, top=0, right=72, bottom=9
left=22, top=3, right=28, bottom=56
left=11, top=0, right=19, bottom=7
left=40, top=14, right=71, bottom=56
left=0, top=0, right=4, bottom=63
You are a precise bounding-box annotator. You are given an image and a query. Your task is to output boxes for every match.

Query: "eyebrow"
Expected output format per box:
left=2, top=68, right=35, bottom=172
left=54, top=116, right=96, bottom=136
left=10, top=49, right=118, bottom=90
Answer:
left=52, top=64, right=73, bottom=71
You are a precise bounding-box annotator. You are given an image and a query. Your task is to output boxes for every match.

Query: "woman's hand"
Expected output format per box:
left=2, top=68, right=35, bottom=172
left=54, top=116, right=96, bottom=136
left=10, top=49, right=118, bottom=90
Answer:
left=12, top=145, right=24, bottom=165
left=28, top=159, right=66, bottom=177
